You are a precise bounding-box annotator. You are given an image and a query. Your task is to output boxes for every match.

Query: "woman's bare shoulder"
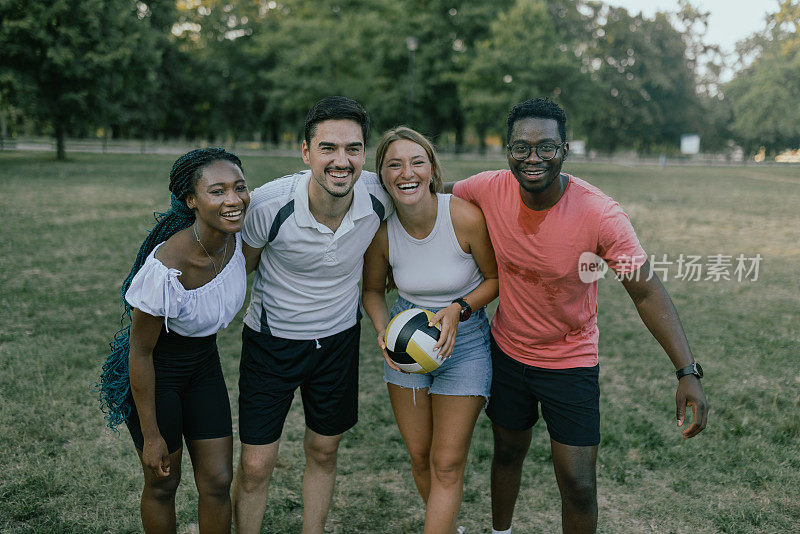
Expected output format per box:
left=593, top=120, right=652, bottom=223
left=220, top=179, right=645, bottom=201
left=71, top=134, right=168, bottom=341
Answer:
left=152, top=229, right=193, bottom=271
left=449, top=195, right=486, bottom=231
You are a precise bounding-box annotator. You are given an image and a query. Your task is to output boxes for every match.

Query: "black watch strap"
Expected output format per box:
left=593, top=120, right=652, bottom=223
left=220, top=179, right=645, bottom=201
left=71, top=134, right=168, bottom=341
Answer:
left=676, top=362, right=703, bottom=380
left=451, top=298, right=472, bottom=322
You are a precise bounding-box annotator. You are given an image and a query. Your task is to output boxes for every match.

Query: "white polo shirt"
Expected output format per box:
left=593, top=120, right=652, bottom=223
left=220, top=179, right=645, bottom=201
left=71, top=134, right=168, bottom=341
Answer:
left=242, top=169, right=392, bottom=339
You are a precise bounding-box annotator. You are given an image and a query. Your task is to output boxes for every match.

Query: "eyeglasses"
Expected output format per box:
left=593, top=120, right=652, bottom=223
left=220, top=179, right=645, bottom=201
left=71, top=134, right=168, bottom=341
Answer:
left=507, top=142, right=566, bottom=161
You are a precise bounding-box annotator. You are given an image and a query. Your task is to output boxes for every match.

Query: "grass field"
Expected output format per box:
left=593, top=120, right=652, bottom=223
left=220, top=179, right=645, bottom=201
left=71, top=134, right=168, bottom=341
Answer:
left=1, top=150, right=798, bottom=533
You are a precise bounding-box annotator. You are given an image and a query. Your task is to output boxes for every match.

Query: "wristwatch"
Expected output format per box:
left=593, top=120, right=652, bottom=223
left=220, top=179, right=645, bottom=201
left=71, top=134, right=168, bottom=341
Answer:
left=451, top=298, right=472, bottom=322
left=675, top=362, right=703, bottom=380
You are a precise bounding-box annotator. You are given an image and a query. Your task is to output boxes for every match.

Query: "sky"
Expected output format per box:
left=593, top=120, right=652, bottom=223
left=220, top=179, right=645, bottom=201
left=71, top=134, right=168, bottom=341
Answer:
left=605, top=0, right=777, bottom=54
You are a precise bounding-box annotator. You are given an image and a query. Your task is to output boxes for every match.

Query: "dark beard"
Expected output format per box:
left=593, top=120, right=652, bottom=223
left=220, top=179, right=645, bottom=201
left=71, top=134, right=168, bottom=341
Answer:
left=326, top=188, right=352, bottom=198
left=313, top=171, right=354, bottom=198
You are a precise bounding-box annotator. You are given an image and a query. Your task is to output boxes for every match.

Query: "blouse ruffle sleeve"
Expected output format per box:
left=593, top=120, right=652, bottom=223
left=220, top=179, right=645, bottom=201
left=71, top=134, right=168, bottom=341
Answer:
left=124, top=256, right=184, bottom=332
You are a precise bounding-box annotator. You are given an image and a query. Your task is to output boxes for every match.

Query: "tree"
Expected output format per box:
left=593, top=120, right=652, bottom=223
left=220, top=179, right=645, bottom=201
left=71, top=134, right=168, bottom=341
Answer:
left=457, top=0, right=591, bottom=148
left=241, top=0, right=516, bottom=146
left=237, top=0, right=407, bottom=144
left=725, top=0, right=800, bottom=155
left=726, top=52, right=800, bottom=155
left=396, top=0, right=514, bottom=146
left=154, top=0, right=275, bottom=144
left=581, top=6, right=700, bottom=153
left=0, top=0, right=161, bottom=159
left=774, top=0, right=800, bottom=56
left=669, top=0, right=731, bottom=153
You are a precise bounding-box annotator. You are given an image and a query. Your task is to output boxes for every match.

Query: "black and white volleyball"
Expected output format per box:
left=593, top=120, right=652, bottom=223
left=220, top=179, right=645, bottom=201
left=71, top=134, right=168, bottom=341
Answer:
left=384, top=308, right=443, bottom=374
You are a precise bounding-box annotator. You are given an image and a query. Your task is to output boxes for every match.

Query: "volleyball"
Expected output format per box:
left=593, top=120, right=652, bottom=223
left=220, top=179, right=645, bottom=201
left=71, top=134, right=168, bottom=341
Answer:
left=384, top=308, right=443, bottom=374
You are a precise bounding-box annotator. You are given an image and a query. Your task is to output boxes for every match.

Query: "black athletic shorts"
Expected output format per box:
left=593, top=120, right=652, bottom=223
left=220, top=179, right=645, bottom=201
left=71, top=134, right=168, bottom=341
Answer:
left=238, top=322, right=360, bottom=445
left=486, top=336, right=600, bottom=447
left=127, top=328, right=233, bottom=454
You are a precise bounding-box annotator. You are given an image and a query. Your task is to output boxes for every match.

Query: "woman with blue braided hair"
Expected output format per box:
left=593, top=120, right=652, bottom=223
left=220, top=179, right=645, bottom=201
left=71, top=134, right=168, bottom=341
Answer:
left=98, top=147, right=249, bottom=533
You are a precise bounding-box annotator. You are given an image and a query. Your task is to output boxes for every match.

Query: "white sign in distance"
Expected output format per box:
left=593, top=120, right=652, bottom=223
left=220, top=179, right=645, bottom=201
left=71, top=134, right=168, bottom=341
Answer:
left=680, top=134, right=700, bottom=155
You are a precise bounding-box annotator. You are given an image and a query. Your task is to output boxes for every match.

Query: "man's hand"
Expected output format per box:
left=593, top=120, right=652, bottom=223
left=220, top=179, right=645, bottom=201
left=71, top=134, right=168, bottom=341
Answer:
left=676, top=376, right=708, bottom=438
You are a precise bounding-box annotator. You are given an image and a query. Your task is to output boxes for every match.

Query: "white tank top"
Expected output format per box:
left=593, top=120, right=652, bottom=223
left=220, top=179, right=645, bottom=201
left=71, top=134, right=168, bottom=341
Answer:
left=387, top=193, right=484, bottom=308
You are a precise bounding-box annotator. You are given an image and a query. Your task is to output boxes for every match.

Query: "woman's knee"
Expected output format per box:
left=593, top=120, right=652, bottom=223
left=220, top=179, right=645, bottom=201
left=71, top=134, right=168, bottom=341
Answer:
left=145, top=471, right=181, bottom=501
left=196, top=465, right=233, bottom=498
left=408, top=449, right=431, bottom=478
left=430, top=452, right=466, bottom=488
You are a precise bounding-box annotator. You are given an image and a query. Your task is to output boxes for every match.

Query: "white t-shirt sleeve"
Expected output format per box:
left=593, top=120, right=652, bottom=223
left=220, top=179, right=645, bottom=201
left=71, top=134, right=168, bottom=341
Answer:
left=241, top=186, right=277, bottom=249
left=124, top=256, right=183, bottom=332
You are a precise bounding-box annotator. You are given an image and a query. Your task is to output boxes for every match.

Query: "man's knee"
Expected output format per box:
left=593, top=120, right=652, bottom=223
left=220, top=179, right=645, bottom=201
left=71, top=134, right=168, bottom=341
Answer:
left=238, top=445, right=278, bottom=491
left=304, top=433, right=341, bottom=470
left=561, top=479, right=597, bottom=510
left=559, top=471, right=597, bottom=510
left=493, top=427, right=532, bottom=466
left=304, top=441, right=339, bottom=469
left=551, top=441, right=597, bottom=512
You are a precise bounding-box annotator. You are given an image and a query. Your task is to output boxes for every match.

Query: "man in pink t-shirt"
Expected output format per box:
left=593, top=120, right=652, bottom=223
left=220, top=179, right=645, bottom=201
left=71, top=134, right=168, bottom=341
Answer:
left=448, top=99, right=708, bottom=534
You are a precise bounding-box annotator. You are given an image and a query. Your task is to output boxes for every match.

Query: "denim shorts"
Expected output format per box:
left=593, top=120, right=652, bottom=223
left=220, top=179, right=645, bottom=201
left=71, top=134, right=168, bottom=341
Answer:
left=383, top=296, right=492, bottom=398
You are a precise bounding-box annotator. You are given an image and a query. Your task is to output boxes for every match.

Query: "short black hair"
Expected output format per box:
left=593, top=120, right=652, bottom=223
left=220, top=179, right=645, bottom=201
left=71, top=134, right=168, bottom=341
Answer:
left=507, top=98, right=567, bottom=144
left=304, top=96, right=371, bottom=145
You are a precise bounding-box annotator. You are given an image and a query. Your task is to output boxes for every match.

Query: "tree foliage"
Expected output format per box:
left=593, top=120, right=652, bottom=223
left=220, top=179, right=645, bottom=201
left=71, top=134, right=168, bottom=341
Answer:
left=4, top=0, right=793, bottom=157
left=582, top=7, right=700, bottom=153
left=458, top=0, right=588, bottom=146
left=0, top=0, right=161, bottom=158
left=724, top=0, right=800, bottom=155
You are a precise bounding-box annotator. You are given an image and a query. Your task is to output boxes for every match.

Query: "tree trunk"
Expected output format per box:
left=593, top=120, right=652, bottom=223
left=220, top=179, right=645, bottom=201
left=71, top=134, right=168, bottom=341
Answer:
left=270, top=122, right=280, bottom=146
left=478, top=126, right=487, bottom=155
left=0, top=109, right=7, bottom=148
left=454, top=124, right=464, bottom=154
left=55, top=123, right=66, bottom=160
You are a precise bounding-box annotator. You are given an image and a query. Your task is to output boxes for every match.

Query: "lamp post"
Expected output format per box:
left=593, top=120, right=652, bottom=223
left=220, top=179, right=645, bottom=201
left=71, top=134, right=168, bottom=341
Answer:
left=406, top=36, right=418, bottom=126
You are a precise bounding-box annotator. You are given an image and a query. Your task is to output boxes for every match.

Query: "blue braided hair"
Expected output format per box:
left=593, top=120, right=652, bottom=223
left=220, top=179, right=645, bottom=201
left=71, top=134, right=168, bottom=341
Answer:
left=96, top=147, right=243, bottom=430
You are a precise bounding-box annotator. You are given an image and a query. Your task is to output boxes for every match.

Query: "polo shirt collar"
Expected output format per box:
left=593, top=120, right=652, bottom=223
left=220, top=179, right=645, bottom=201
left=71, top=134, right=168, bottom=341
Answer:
left=349, top=174, right=376, bottom=220
left=293, top=170, right=375, bottom=231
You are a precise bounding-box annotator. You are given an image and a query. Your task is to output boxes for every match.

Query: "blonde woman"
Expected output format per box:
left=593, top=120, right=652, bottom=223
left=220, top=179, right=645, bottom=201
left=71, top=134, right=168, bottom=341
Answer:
left=362, top=127, right=498, bottom=533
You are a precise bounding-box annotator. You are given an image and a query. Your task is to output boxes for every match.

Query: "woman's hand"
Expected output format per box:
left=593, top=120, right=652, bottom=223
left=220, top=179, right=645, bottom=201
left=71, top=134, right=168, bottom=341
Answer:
left=430, top=303, right=461, bottom=360
left=142, top=435, right=170, bottom=477
left=378, top=330, right=405, bottom=372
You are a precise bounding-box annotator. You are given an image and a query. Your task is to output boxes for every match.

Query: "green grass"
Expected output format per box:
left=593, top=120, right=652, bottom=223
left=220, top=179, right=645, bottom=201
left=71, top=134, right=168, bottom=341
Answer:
left=1, top=150, right=798, bottom=533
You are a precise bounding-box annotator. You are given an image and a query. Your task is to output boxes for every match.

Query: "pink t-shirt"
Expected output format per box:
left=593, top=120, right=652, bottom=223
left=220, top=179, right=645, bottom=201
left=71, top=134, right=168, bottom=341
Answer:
left=453, top=170, right=646, bottom=369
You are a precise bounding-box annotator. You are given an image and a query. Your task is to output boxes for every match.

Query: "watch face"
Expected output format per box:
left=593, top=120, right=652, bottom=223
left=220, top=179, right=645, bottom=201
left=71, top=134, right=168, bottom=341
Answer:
left=453, top=298, right=471, bottom=321
left=677, top=362, right=703, bottom=380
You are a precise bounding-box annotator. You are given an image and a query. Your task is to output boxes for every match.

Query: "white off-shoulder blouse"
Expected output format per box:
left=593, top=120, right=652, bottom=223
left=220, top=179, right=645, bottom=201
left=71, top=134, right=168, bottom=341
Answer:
left=125, top=233, right=246, bottom=337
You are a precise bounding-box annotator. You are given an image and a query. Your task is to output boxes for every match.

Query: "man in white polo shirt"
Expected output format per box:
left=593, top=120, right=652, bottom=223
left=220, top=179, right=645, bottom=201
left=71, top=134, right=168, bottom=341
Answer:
left=232, top=96, right=392, bottom=534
